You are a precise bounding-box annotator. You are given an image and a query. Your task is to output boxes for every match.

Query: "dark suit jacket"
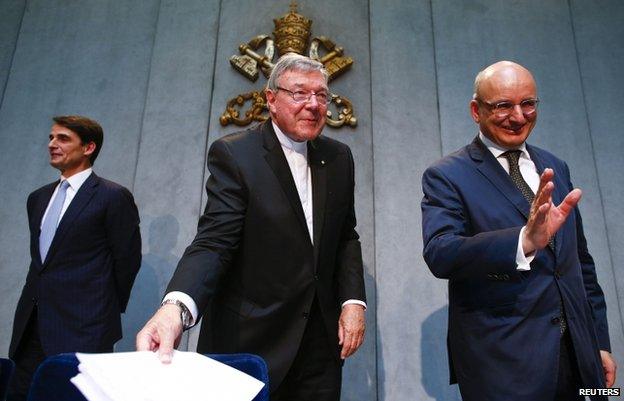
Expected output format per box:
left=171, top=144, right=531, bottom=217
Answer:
left=421, top=137, right=609, bottom=401
left=167, top=121, right=366, bottom=390
left=9, top=172, right=141, bottom=358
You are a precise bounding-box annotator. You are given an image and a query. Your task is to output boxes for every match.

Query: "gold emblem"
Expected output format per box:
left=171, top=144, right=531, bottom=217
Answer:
left=220, top=2, right=357, bottom=129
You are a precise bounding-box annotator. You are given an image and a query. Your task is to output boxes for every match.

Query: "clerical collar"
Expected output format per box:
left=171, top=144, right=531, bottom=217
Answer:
left=272, top=121, right=307, bottom=155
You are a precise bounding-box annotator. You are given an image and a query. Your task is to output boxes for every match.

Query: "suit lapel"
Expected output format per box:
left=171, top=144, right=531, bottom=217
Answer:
left=262, top=122, right=311, bottom=242
left=309, top=138, right=328, bottom=262
left=470, top=137, right=531, bottom=219
left=43, top=173, right=99, bottom=267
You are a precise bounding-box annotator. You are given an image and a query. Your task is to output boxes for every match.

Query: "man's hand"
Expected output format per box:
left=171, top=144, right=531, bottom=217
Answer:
left=601, top=350, right=617, bottom=387
left=136, top=304, right=184, bottom=363
left=522, top=168, right=582, bottom=255
left=338, top=304, right=365, bottom=359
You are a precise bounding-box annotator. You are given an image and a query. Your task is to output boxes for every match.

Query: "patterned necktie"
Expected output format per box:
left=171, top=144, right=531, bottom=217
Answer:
left=503, top=150, right=564, bottom=332
left=39, top=180, right=70, bottom=261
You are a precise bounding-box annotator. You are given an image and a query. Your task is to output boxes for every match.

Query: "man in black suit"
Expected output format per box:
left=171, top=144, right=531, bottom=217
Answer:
left=137, top=54, right=366, bottom=401
left=8, top=115, right=142, bottom=401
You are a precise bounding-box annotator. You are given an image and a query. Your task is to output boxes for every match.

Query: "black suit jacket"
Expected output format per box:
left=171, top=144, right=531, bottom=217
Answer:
left=421, top=137, right=609, bottom=401
left=167, top=121, right=366, bottom=390
left=9, top=172, right=141, bottom=357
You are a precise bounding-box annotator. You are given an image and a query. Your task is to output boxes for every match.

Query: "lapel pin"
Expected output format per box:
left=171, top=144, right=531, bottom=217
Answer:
left=321, top=160, right=325, bottom=165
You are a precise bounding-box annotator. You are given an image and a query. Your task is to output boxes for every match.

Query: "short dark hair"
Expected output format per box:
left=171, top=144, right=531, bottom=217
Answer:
left=52, top=115, right=103, bottom=165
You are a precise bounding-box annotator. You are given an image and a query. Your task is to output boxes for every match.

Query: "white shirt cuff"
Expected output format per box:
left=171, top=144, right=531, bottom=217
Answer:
left=342, top=299, right=367, bottom=310
left=516, top=226, right=535, bottom=271
left=163, top=291, right=199, bottom=326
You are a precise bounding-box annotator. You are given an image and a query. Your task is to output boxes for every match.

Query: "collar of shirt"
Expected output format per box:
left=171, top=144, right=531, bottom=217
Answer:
left=478, top=131, right=530, bottom=160
left=272, top=121, right=308, bottom=156
left=62, top=167, right=93, bottom=192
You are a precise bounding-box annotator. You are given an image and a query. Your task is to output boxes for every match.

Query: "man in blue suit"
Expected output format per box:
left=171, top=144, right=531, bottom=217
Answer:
left=7, top=116, right=142, bottom=400
left=421, top=61, right=616, bottom=401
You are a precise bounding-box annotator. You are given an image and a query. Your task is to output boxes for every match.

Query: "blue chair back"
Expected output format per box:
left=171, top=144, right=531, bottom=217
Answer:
left=27, top=353, right=269, bottom=401
left=1, top=358, right=16, bottom=401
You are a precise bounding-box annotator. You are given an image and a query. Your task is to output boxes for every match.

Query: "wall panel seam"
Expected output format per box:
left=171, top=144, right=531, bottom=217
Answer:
left=366, top=1, right=379, bottom=399
left=131, top=0, right=163, bottom=192
left=428, top=0, right=443, bottom=158
left=0, top=0, right=27, bottom=115
left=198, top=0, right=223, bottom=220
left=567, top=0, right=624, bottom=335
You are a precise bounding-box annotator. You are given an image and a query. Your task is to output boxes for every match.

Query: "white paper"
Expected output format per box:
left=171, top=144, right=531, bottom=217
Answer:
left=70, top=351, right=264, bottom=401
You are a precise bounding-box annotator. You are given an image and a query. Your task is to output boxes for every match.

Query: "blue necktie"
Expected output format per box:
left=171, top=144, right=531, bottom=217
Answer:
left=39, top=180, right=70, bottom=261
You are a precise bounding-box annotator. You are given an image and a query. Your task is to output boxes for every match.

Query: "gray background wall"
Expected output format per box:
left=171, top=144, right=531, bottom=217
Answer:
left=1, top=0, right=622, bottom=400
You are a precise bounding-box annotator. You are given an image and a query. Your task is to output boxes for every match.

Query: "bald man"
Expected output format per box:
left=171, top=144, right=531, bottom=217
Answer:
left=421, top=61, right=616, bottom=401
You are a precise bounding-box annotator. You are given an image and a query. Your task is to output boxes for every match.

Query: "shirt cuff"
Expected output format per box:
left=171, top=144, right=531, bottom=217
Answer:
left=342, top=299, right=367, bottom=310
left=163, top=291, right=199, bottom=326
left=516, top=226, right=535, bottom=271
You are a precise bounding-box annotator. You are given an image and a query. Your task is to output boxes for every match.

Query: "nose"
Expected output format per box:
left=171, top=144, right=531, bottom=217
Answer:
left=305, top=94, right=320, bottom=109
left=508, top=104, right=527, bottom=123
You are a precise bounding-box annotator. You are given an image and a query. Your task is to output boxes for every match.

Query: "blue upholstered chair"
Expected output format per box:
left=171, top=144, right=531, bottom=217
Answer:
left=27, top=353, right=269, bottom=401
left=1, top=358, right=16, bottom=401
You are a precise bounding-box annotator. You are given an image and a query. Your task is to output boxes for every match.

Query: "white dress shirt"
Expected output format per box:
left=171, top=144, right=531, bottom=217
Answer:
left=40, top=168, right=93, bottom=229
left=479, top=133, right=538, bottom=271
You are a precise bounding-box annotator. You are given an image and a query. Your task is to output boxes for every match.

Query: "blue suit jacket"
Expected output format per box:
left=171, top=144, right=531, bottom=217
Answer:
left=9, top=173, right=141, bottom=357
left=421, top=137, right=609, bottom=401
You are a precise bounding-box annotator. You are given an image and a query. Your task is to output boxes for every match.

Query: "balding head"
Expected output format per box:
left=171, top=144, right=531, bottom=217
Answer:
left=473, top=61, right=536, bottom=100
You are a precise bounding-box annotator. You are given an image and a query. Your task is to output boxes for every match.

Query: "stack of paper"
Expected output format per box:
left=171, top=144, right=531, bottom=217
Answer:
left=70, top=351, right=264, bottom=401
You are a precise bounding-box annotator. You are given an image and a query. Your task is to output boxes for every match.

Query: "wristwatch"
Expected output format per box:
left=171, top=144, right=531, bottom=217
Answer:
left=161, top=299, right=192, bottom=329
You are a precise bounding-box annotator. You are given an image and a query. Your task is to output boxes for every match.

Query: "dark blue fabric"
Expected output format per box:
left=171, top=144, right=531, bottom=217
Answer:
left=1, top=358, right=16, bottom=401
left=27, top=353, right=269, bottom=401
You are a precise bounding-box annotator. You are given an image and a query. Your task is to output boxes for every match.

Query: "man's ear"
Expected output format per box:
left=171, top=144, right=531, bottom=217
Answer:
left=469, top=100, right=481, bottom=123
left=265, top=89, right=277, bottom=114
left=83, top=141, right=96, bottom=157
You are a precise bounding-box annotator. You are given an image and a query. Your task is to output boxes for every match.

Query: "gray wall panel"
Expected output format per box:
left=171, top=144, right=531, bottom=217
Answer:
left=0, top=0, right=160, bottom=356
left=118, top=0, right=221, bottom=352
left=571, top=0, right=624, bottom=357
left=0, top=0, right=25, bottom=106
left=371, top=1, right=458, bottom=400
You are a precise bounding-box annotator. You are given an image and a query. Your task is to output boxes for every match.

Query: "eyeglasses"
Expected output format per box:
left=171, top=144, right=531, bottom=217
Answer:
left=477, top=98, right=540, bottom=117
left=276, top=86, right=332, bottom=105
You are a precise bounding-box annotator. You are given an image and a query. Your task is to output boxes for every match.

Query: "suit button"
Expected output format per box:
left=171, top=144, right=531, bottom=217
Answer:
left=313, top=275, right=319, bottom=281
left=302, top=312, right=309, bottom=319
left=551, top=317, right=560, bottom=325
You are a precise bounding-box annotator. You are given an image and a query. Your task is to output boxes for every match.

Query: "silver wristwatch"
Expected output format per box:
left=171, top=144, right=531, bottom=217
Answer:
left=161, top=299, right=192, bottom=329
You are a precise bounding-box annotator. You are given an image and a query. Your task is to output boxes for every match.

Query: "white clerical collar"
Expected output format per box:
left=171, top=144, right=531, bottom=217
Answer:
left=272, top=121, right=307, bottom=155
left=61, top=168, right=93, bottom=191
left=478, top=131, right=530, bottom=160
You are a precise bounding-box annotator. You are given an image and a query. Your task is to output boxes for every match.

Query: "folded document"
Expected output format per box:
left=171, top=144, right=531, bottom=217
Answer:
left=70, top=351, right=264, bottom=401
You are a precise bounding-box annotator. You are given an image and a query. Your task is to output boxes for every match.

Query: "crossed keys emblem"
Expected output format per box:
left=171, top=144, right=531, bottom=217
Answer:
left=219, top=3, right=357, bottom=129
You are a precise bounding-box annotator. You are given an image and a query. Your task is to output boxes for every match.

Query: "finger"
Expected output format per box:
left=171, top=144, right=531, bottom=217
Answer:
left=157, top=327, right=177, bottom=364
left=534, top=181, right=554, bottom=208
left=338, top=322, right=344, bottom=345
left=535, top=168, right=554, bottom=197
left=136, top=327, right=156, bottom=352
left=557, top=189, right=582, bottom=217
left=341, top=331, right=355, bottom=359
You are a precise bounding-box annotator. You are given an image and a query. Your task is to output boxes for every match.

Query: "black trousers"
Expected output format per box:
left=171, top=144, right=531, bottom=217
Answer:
left=271, top=299, right=342, bottom=401
left=554, top=329, right=585, bottom=401
left=7, top=311, right=46, bottom=401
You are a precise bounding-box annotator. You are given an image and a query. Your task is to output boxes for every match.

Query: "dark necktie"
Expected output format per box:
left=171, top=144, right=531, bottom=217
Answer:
left=503, top=150, right=564, bottom=333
